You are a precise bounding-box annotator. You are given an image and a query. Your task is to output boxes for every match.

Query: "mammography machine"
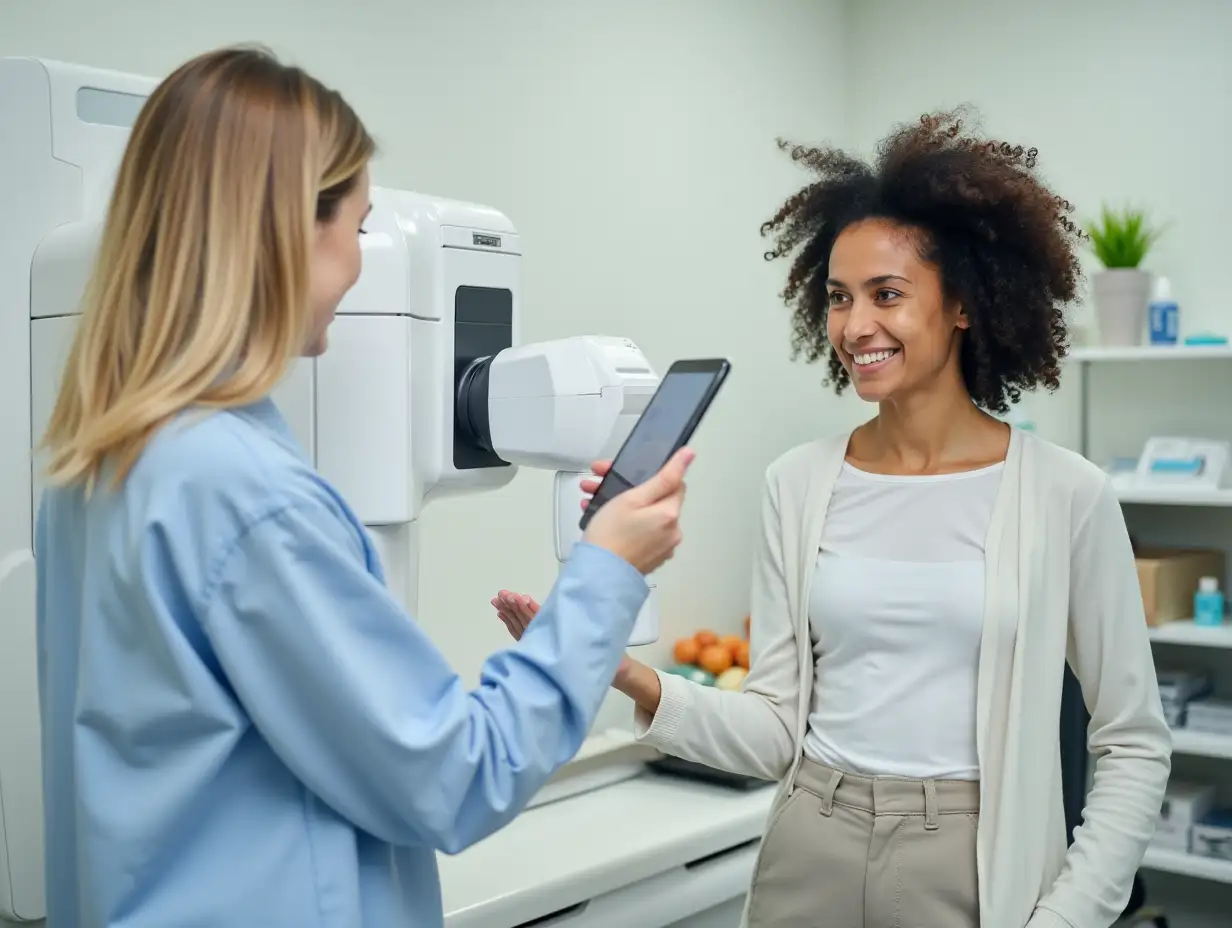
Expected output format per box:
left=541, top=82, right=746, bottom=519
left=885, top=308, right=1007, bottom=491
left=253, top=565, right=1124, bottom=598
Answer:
left=0, top=56, right=664, bottom=922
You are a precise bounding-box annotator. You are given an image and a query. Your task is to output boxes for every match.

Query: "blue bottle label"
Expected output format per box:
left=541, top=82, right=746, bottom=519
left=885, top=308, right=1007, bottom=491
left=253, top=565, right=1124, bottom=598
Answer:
left=1149, top=302, right=1178, bottom=345
left=1194, top=591, right=1225, bottom=627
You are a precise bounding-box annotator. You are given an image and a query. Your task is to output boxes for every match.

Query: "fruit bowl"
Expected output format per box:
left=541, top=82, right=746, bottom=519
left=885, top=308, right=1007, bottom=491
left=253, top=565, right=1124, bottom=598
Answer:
left=663, top=618, right=751, bottom=691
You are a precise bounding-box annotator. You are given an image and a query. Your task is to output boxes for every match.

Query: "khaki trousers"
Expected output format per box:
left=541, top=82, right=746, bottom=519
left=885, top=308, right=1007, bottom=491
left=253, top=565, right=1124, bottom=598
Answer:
left=745, top=757, right=980, bottom=927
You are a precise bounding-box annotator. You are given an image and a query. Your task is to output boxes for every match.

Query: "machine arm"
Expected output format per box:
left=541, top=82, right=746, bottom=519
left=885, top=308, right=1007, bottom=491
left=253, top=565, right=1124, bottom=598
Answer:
left=456, top=335, right=662, bottom=645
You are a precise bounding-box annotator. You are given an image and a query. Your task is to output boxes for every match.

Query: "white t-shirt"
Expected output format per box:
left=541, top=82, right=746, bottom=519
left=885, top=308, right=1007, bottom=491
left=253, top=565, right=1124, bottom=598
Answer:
left=801, top=460, right=1004, bottom=781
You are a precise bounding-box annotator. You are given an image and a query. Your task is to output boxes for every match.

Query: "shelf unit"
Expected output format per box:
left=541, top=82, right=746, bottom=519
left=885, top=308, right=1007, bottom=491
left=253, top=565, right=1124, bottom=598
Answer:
left=1069, top=344, right=1232, bottom=495
left=1142, top=847, right=1232, bottom=886
left=1069, top=344, right=1232, bottom=363
left=1116, top=487, right=1232, bottom=507
left=1170, top=729, right=1232, bottom=763
left=1068, top=345, right=1232, bottom=889
left=1149, top=621, right=1232, bottom=650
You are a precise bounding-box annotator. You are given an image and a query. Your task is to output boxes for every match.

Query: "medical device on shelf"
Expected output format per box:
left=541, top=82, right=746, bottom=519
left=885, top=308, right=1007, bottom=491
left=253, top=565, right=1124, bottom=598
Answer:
left=1134, top=437, right=1229, bottom=492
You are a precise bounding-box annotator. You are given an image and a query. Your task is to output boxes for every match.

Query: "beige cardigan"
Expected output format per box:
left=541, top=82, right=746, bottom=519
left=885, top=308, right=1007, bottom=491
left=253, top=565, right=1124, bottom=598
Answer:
left=636, top=427, right=1171, bottom=928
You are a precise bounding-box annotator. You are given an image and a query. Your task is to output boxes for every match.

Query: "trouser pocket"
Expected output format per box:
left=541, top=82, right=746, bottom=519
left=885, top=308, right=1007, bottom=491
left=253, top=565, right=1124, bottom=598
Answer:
left=746, top=780, right=869, bottom=927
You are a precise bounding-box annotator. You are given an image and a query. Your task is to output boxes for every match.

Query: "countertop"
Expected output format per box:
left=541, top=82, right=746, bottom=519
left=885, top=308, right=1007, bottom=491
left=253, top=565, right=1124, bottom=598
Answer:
left=439, top=771, right=777, bottom=928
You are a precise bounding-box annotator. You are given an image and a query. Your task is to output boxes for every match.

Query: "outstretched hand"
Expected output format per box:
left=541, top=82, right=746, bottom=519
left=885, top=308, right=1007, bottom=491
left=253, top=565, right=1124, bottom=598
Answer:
left=491, top=589, right=636, bottom=679
left=491, top=591, right=539, bottom=641
left=490, top=451, right=692, bottom=685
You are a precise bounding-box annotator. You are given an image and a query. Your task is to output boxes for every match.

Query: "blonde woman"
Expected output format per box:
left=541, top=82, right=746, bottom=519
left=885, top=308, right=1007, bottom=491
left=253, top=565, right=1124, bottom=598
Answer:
left=36, top=46, right=694, bottom=928
left=495, top=112, right=1171, bottom=927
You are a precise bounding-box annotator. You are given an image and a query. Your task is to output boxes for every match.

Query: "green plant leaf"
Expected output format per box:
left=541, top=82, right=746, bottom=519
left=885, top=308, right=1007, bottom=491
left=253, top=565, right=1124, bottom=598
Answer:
left=1084, top=204, right=1165, bottom=268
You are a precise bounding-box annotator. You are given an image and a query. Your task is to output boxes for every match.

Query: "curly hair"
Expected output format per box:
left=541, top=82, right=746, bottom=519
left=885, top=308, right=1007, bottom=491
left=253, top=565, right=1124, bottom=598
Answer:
left=760, top=107, right=1084, bottom=414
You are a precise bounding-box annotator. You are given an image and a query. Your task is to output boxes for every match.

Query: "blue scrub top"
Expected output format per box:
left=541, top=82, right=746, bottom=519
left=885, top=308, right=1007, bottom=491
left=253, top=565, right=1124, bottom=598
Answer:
left=35, top=397, right=648, bottom=928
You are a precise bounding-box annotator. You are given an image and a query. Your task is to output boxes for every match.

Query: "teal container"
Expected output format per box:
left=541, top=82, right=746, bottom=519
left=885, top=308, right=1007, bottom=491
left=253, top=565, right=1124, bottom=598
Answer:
left=1194, top=577, right=1225, bottom=627
left=663, top=664, right=716, bottom=686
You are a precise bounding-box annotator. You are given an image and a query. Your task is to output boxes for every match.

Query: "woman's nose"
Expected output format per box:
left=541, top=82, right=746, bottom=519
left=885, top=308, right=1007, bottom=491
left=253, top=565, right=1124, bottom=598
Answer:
left=843, top=300, right=879, bottom=342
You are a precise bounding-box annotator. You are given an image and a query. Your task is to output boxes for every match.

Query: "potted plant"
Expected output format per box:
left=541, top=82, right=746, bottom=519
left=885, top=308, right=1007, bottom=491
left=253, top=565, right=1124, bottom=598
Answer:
left=1085, top=205, right=1165, bottom=347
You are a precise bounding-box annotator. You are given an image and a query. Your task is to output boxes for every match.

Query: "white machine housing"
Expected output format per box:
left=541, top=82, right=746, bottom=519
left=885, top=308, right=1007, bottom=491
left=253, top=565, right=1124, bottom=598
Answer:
left=0, top=56, right=660, bottom=922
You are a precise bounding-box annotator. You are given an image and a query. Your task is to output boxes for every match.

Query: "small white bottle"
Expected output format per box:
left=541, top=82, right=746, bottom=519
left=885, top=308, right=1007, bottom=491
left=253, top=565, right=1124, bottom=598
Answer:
left=1148, top=276, right=1179, bottom=345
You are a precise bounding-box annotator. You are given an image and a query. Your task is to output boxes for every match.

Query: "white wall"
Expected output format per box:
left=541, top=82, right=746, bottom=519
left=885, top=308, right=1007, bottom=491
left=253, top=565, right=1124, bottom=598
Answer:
left=0, top=0, right=853, bottom=722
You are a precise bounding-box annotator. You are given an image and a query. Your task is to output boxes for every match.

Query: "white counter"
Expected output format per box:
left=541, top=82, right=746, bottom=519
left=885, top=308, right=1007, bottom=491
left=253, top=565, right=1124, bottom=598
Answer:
left=440, top=772, right=776, bottom=928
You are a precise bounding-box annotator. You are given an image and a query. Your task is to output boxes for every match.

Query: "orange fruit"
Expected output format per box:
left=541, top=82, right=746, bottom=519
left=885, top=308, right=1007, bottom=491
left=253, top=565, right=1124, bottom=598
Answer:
left=699, top=644, right=734, bottom=676
left=673, top=637, right=701, bottom=665
left=735, top=640, right=750, bottom=669
left=719, top=635, right=744, bottom=657
left=694, top=629, right=719, bottom=648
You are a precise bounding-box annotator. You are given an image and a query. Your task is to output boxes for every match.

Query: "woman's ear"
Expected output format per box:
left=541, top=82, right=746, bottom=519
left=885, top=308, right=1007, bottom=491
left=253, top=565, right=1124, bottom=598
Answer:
left=955, top=304, right=970, bottom=331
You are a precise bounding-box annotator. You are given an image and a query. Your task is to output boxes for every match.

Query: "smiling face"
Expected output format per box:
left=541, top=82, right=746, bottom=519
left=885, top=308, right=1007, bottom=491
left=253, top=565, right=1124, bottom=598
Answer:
left=824, top=218, right=969, bottom=404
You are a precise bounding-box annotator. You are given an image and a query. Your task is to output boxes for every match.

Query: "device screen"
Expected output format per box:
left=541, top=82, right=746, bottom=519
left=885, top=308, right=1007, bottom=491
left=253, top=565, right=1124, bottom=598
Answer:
left=609, top=372, right=717, bottom=484
left=579, top=360, right=728, bottom=529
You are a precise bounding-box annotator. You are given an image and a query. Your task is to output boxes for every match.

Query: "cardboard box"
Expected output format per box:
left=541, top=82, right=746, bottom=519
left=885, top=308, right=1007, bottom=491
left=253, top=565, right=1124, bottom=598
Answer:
left=1134, top=547, right=1225, bottom=626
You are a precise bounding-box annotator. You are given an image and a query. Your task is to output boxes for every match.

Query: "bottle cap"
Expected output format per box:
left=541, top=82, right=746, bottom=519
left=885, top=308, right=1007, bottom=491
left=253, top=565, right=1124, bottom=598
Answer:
left=1151, top=275, right=1173, bottom=302
left=1199, top=576, right=1219, bottom=593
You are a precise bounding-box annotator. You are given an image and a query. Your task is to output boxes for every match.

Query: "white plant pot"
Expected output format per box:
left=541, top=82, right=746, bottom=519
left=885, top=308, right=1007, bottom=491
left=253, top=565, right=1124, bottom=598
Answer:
left=1092, top=268, right=1151, bottom=347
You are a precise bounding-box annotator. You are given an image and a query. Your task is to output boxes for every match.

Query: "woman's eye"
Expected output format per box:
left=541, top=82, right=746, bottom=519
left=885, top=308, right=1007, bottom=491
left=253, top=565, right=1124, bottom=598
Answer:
left=875, top=288, right=901, bottom=302
left=827, top=291, right=849, bottom=305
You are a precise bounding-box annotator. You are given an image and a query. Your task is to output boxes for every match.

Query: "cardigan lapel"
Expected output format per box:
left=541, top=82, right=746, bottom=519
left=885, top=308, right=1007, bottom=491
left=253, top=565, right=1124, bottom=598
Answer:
left=799, top=434, right=850, bottom=631
left=975, top=426, right=1023, bottom=754
left=791, top=434, right=850, bottom=745
left=971, top=426, right=1026, bottom=915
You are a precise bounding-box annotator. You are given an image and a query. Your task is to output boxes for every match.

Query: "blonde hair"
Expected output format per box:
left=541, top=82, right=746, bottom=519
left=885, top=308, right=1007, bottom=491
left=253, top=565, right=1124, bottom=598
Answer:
left=42, top=45, right=375, bottom=492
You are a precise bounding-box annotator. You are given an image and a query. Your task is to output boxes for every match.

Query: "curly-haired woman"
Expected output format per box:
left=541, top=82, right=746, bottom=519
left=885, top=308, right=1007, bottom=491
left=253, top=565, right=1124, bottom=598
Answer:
left=493, top=109, right=1171, bottom=928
